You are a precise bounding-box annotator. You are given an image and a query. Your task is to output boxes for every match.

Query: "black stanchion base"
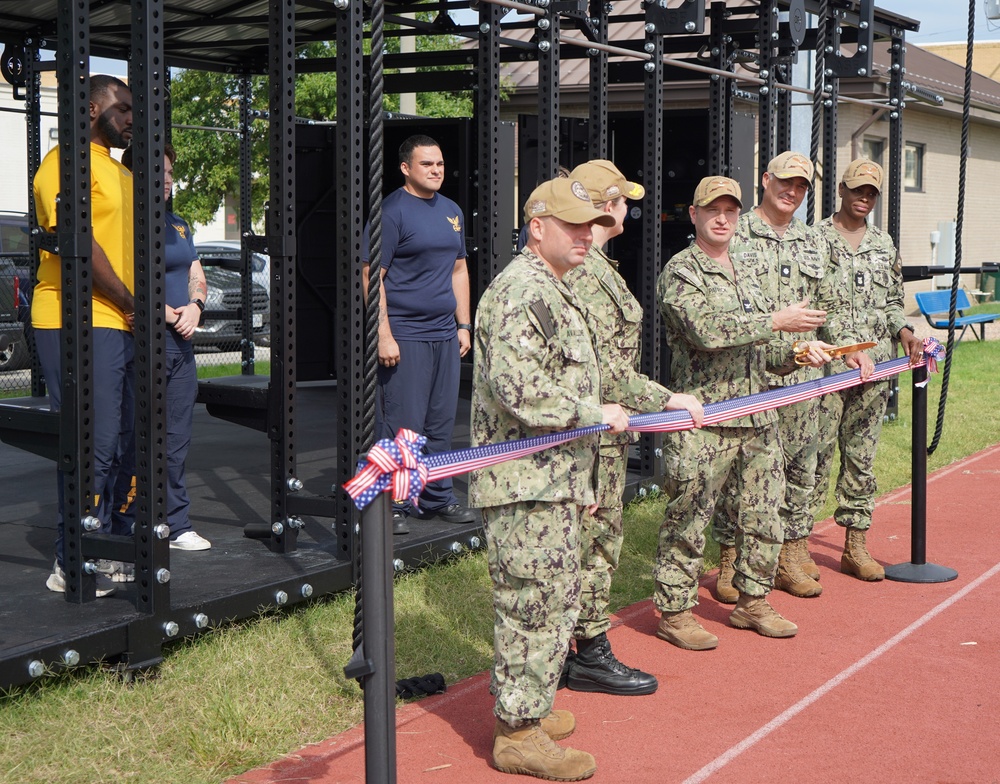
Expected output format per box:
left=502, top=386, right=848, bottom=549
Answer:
left=884, top=562, right=958, bottom=583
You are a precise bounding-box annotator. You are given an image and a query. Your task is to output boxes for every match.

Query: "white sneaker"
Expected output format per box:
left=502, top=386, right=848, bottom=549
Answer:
left=96, top=559, right=135, bottom=583
left=45, top=560, right=117, bottom=597
left=169, top=531, right=212, bottom=551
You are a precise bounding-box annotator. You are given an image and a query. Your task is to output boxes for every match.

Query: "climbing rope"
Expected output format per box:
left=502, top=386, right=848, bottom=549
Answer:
left=928, top=0, right=975, bottom=454
left=807, top=0, right=827, bottom=224
left=351, top=0, right=386, bottom=677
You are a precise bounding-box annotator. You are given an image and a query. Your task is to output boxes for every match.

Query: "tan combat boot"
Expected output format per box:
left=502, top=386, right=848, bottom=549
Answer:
left=794, top=537, right=820, bottom=581
left=494, top=710, right=575, bottom=742
left=656, top=610, right=719, bottom=650
left=775, top=540, right=823, bottom=598
left=493, top=720, right=596, bottom=781
left=729, top=593, right=798, bottom=638
left=841, top=527, right=885, bottom=581
left=714, top=545, right=739, bottom=604
left=540, top=709, right=575, bottom=741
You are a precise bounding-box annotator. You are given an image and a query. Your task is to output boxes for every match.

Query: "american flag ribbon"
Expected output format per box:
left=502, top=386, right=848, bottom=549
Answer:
left=343, top=427, right=429, bottom=511
left=344, top=352, right=937, bottom=510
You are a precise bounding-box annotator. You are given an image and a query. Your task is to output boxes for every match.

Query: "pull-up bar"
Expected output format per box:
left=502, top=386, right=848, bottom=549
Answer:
left=558, top=35, right=894, bottom=110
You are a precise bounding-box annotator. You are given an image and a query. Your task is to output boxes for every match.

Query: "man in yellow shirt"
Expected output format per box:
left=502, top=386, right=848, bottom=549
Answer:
left=33, top=74, right=134, bottom=596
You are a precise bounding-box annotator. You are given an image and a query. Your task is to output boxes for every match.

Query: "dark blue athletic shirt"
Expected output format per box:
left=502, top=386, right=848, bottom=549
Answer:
left=362, top=188, right=466, bottom=341
left=165, top=211, right=198, bottom=354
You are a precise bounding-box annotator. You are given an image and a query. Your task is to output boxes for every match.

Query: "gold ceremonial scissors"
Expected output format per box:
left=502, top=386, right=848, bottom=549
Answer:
left=794, top=341, right=877, bottom=366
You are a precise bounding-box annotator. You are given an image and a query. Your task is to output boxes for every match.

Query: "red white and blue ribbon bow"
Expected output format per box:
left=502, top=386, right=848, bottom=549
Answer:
left=345, top=353, right=941, bottom=510
left=343, top=428, right=429, bottom=511
left=922, top=336, right=943, bottom=373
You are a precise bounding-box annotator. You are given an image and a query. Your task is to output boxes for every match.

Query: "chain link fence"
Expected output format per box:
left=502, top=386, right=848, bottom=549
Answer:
left=1, top=250, right=269, bottom=399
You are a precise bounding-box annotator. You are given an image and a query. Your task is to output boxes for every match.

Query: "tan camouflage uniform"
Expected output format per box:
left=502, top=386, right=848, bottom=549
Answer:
left=811, top=218, right=908, bottom=530
left=654, top=243, right=799, bottom=613
left=470, top=249, right=605, bottom=727
left=563, top=245, right=672, bottom=638
left=712, top=211, right=828, bottom=547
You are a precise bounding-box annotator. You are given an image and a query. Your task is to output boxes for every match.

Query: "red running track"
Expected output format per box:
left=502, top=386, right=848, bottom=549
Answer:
left=229, top=443, right=1000, bottom=784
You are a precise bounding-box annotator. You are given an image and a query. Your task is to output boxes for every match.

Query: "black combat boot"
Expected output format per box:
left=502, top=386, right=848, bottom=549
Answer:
left=566, top=633, right=658, bottom=696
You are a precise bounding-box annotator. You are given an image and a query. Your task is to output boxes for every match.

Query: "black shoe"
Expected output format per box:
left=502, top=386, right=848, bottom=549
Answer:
left=566, top=633, right=658, bottom=696
left=420, top=502, right=476, bottom=524
left=392, top=510, right=410, bottom=536
left=557, top=649, right=576, bottom=690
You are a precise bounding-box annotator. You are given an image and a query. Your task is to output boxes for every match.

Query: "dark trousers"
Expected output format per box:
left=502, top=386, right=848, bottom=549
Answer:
left=35, top=327, right=135, bottom=568
left=111, top=350, right=198, bottom=538
left=376, top=336, right=460, bottom=513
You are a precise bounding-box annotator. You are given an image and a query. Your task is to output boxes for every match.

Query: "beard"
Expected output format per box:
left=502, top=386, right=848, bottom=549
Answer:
left=97, top=112, right=130, bottom=149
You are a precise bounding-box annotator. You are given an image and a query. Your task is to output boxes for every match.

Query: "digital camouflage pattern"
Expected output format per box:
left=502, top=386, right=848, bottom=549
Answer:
left=470, top=249, right=604, bottom=509
left=564, top=245, right=673, bottom=639
left=713, top=211, right=828, bottom=545
left=485, top=500, right=582, bottom=726
left=731, top=211, right=827, bottom=387
left=653, top=243, right=795, bottom=611
left=471, top=248, right=604, bottom=726
left=810, top=218, right=906, bottom=530
left=563, top=245, right=673, bottom=442
left=655, top=425, right=784, bottom=611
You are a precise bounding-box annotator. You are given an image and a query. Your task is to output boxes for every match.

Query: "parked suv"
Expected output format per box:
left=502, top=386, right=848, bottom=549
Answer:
left=195, top=247, right=270, bottom=351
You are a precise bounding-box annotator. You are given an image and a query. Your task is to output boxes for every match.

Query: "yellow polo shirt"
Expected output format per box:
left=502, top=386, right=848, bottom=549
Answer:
left=31, top=143, right=134, bottom=330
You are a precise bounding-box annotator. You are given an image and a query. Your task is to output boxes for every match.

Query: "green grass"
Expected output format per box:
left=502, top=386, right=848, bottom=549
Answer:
left=1, top=340, right=998, bottom=784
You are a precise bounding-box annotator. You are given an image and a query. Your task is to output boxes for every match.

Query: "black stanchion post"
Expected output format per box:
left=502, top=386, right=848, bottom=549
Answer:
left=885, top=364, right=958, bottom=583
left=344, top=492, right=397, bottom=783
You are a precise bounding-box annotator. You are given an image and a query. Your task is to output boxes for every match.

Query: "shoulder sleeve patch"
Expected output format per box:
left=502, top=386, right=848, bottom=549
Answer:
left=527, top=298, right=556, bottom=341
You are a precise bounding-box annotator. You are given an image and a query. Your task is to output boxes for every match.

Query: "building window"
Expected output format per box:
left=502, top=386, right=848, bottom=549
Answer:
left=862, top=138, right=885, bottom=228
left=904, top=142, right=924, bottom=192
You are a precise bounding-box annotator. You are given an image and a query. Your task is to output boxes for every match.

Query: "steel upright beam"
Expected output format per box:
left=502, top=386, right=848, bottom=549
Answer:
left=239, top=73, right=256, bottom=375
left=757, top=0, right=778, bottom=201
left=536, top=6, right=560, bottom=179
left=478, top=0, right=504, bottom=280
left=639, top=23, right=664, bottom=481
left=588, top=0, right=608, bottom=160
left=821, top=11, right=840, bottom=218
left=776, top=64, right=792, bottom=153
left=708, top=1, right=732, bottom=177
left=53, top=0, right=98, bottom=602
left=883, top=29, right=906, bottom=422
left=129, top=0, right=170, bottom=616
left=886, top=31, right=905, bottom=246
left=266, top=0, right=299, bottom=553
left=334, top=0, right=366, bottom=560
left=24, top=46, right=45, bottom=396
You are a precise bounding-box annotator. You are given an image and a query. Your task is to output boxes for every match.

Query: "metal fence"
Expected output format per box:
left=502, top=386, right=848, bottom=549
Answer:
left=0, top=253, right=270, bottom=398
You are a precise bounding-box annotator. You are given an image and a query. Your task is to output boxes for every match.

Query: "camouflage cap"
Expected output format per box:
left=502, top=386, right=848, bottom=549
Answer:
left=692, top=176, right=743, bottom=208
left=842, top=158, right=883, bottom=192
left=767, top=151, right=815, bottom=183
left=569, top=159, right=645, bottom=203
left=523, top=177, right=617, bottom=226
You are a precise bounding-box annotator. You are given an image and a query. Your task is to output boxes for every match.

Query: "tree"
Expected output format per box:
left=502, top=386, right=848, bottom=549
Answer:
left=169, top=22, right=478, bottom=228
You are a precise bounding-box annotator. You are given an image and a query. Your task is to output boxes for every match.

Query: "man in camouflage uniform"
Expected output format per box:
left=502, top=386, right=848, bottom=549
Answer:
left=471, top=176, right=629, bottom=781
left=711, top=151, right=829, bottom=602
left=561, top=160, right=704, bottom=696
left=653, top=176, right=832, bottom=650
left=813, top=159, right=922, bottom=580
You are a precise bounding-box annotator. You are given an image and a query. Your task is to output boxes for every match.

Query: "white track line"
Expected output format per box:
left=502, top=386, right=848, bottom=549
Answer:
left=682, top=559, right=1000, bottom=784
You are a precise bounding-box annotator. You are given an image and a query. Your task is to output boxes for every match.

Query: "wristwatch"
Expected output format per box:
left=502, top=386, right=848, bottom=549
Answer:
left=456, top=323, right=472, bottom=331
left=899, top=323, right=916, bottom=336
left=189, top=298, right=205, bottom=312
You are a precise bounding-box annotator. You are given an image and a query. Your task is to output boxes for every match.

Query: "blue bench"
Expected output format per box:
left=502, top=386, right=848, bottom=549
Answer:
left=915, top=289, right=997, bottom=343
